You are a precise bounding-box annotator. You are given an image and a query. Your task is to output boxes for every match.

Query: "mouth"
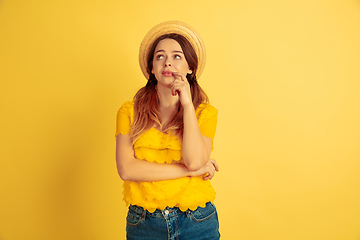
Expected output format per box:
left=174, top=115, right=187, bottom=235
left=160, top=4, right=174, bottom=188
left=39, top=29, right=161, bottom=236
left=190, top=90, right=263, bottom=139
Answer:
left=162, top=71, right=174, bottom=77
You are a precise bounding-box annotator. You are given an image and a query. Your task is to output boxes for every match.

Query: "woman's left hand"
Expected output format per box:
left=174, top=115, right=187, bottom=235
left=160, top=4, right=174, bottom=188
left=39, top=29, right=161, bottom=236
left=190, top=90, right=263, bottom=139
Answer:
left=189, top=158, right=219, bottom=180
left=170, top=72, right=192, bottom=107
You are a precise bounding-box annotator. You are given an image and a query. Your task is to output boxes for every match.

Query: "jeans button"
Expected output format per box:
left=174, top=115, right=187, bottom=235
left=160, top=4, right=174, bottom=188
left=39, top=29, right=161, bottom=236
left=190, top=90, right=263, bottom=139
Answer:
left=164, top=210, right=169, bottom=215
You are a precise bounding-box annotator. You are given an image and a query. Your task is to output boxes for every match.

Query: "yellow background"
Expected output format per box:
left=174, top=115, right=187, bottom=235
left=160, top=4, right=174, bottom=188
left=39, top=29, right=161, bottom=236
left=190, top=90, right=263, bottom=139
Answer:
left=1, top=0, right=360, bottom=239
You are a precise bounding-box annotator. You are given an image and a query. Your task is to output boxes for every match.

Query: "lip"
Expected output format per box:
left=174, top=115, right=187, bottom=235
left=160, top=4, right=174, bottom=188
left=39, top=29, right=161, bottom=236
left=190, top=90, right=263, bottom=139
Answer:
left=162, top=71, right=174, bottom=77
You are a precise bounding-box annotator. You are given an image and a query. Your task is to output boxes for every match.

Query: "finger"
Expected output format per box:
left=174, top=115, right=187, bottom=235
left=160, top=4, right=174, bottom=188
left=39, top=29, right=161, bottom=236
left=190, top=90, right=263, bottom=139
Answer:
left=209, top=159, right=219, bottom=172
left=204, top=170, right=214, bottom=180
left=170, top=82, right=178, bottom=96
left=171, top=82, right=185, bottom=96
left=203, top=174, right=211, bottom=180
left=203, top=173, right=210, bottom=180
left=213, top=161, right=219, bottom=172
left=204, top=164, right=215, bottom=180
left=172, top=72, right=187, bottom=82
left=171, top=86, right=179, bottom=96
left=170, top=85, right=176, bottom=96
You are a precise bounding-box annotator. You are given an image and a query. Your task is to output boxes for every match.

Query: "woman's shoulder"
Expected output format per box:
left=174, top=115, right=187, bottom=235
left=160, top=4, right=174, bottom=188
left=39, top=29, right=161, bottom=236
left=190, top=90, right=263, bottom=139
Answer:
left=121, top=101, right=134, bottom=108
left=119, top=101, right=134, bottom=110
left=117, top=101, right=134, bottom=116
left=196, top=103, right=218, bottom=121
left=196, top=103, right=218, bottom=115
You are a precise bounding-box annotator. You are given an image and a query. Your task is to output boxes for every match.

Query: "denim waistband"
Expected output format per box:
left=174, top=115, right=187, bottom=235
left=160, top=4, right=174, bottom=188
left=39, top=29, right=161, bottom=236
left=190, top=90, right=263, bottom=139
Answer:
left=129, top=202, right=213, bottom=218
left=129, top=204, right=189, bottom=218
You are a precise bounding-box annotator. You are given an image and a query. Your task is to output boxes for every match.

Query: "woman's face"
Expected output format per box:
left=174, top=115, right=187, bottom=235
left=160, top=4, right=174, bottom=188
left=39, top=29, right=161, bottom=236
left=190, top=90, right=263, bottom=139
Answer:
left=151, top=38, right=193, bottom=87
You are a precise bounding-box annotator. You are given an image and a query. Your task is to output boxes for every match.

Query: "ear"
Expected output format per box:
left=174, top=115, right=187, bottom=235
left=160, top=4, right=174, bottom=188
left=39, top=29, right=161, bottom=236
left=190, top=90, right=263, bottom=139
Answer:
left=187, top=68, right=193, bottom=74
left=151, top=68, right=154, bottom=74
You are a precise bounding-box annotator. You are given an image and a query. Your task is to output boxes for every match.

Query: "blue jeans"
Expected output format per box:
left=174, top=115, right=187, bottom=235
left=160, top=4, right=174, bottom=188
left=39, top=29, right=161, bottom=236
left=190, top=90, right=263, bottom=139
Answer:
left=126, top=202, right=220, bottom=240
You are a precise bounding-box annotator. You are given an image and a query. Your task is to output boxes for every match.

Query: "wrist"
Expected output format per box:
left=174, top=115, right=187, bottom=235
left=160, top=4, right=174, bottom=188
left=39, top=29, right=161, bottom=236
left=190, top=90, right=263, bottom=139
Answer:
left=173, top=162, right=192, bottom=177
left=187, top=169, right=195, bottom=177
left=182, top=102, right=194, bottom=110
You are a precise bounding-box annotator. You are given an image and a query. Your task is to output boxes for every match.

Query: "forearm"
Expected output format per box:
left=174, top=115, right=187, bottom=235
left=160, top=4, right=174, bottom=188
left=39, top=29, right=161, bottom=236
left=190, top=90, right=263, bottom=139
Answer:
left=117, top=156, right=191, bottom=182
left=116, top=132, right=193, bottom=182
left=182, top=104, right=210, bottom=171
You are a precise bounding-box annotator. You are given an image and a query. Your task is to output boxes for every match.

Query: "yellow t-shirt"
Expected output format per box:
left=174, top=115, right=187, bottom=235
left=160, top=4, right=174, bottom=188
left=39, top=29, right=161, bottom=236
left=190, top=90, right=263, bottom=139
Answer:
left=115, top=101, right=218, bottom=213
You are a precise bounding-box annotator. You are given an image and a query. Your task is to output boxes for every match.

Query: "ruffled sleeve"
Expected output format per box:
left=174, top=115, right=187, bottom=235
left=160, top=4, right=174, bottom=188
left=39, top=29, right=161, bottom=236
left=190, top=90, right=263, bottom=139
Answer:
left=196, top=104, right=218, bottom=150
left=115, top=101, right=134, bottom=137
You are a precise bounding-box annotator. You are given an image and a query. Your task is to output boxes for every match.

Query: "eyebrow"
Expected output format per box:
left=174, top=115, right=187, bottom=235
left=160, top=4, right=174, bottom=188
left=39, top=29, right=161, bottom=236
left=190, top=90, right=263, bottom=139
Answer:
left=154, top=50, right=184, bottom=54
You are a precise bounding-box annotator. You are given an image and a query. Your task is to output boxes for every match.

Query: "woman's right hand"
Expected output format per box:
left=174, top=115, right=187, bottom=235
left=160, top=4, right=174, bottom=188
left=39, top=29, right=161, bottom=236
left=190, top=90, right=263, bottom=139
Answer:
left=189, top=158, right=219, bottom=180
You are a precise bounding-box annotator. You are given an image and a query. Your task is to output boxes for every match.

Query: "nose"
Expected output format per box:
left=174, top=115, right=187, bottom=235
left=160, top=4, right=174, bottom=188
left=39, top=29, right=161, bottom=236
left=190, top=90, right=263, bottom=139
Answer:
left=165, top=58, right=172, bottom=67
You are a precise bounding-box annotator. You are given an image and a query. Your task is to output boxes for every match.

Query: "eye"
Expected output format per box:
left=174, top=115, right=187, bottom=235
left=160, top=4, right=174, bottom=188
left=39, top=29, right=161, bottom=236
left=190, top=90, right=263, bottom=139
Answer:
left=156, top=54, right=164, bottom=60
left=174, top=55, right=181, bottom=60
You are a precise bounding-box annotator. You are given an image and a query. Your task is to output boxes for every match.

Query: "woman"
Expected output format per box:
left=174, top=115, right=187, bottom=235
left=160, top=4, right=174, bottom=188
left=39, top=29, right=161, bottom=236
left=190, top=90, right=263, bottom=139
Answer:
left=116, top=21, right=220, bottom=240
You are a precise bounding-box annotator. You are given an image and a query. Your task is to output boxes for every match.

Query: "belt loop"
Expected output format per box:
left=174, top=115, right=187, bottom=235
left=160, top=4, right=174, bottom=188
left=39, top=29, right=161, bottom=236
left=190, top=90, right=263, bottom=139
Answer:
left=142, top=209, right=146, bottom=220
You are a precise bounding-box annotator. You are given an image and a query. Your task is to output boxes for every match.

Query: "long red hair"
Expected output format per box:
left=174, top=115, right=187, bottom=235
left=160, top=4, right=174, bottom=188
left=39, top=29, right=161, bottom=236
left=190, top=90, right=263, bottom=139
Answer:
left=130, top=34, right=209, bottom=143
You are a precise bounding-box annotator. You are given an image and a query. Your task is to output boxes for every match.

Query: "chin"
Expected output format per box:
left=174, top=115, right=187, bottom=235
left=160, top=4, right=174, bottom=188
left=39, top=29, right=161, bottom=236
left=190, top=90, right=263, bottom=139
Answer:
left=158, top=78, right=174, bottom=86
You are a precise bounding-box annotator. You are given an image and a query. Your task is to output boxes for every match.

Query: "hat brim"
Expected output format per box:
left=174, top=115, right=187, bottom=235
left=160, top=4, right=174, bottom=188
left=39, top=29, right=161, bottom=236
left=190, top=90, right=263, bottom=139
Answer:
left=139, top=21, right=206, bottom=80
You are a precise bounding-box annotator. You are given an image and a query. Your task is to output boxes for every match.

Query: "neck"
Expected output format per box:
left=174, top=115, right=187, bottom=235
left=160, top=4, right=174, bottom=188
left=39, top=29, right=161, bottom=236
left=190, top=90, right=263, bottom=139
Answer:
left=156, top=84, right=179, bottom=109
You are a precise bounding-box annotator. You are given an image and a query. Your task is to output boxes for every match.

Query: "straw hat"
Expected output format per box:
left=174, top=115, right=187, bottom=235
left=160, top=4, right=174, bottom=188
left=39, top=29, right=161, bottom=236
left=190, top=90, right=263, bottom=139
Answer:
left=139, top=21, right=206, bottom=80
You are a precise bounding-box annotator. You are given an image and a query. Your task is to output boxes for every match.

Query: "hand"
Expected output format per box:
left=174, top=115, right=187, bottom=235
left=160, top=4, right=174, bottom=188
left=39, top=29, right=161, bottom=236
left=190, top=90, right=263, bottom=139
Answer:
left=170, top=72, right=192, bottom=106
left=189, top=158, right=219, bottom=180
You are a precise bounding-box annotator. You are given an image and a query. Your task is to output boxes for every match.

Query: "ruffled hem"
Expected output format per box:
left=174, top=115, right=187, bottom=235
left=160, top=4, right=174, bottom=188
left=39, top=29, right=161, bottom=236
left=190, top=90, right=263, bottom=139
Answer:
left=123, top=177, right=216, bottom=213
left=134, top=128, right=181, bottom=150
left=135, top=147, right=181, bottom=163
left=133, top=127, right=182, bottom=163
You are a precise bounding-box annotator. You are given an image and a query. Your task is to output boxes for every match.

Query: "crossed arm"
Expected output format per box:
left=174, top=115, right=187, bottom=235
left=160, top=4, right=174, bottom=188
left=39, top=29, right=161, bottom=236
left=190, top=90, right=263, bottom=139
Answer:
left=115, top=131, right=218, bottom=182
